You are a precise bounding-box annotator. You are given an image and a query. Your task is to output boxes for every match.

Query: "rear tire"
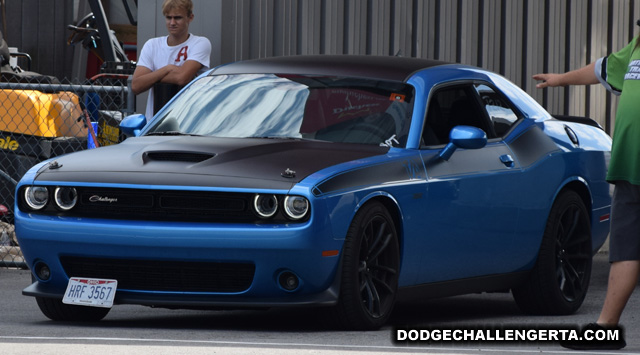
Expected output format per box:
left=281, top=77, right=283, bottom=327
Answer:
left=334, top=201, right=399, bottom=330
left=512, top=190, right=592, bottom=315
left=36, top=297, right=110, bottom=321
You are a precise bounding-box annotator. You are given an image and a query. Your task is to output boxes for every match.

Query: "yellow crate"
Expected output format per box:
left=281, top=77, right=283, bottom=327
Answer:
left=0, top=89, right=88, bottom=138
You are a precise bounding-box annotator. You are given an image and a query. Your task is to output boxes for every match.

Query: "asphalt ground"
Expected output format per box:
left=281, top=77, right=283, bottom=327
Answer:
left=1, top=250, right=640, bottom=355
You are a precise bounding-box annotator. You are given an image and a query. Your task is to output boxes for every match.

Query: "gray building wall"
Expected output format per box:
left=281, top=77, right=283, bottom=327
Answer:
left=0, top=0, right=129, bottom=82
left=1, top=0, right=77, bottom=80
left=137, top=0, right=640, bottom=133
left=3, top=0, right=639, bottom=133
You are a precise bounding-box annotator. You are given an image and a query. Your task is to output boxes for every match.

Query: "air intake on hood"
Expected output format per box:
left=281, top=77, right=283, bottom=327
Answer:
left=143, top=151, right=215, bottom=163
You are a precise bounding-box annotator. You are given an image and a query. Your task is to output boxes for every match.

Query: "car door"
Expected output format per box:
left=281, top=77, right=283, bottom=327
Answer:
left=415, top=83, right=526, bottom=283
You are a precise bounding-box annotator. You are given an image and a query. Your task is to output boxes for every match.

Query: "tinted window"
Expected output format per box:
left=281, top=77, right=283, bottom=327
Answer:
left=422, top=85, right=493, bottom=146
left=422, top=83, right=521, bottom=147
left=474, top=84, right=521, bottom=136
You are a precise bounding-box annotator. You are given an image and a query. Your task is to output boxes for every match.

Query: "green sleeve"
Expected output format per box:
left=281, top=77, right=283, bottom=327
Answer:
left=605, top=37, right=639, bottom=92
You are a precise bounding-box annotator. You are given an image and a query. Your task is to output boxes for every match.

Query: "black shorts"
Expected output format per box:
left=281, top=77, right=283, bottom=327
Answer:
left=609, top=180, right=640, bottom=262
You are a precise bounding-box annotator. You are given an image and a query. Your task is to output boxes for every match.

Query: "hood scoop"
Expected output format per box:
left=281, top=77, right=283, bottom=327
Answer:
left=143, top=151, right=216, bottom=163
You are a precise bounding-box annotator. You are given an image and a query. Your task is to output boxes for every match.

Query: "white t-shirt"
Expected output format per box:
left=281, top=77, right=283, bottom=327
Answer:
left=137, top=33, right=211, bottom=120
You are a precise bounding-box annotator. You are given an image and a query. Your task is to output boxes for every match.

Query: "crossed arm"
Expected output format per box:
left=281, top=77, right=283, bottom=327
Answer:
left=131, top=60, right=203, bottom=95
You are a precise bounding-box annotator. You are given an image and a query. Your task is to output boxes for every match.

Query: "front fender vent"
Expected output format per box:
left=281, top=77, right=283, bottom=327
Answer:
left=143, top=151, right=215, bottom=163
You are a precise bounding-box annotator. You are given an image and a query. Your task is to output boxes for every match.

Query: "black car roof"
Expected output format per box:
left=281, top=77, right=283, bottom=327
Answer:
left=210, top=55, right=450, bottom=82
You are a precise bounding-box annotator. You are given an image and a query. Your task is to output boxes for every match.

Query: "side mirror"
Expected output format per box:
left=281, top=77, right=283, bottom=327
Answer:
left=439, top=125, right=487, bottom=161
left=120, top=114, right=147, bottom=138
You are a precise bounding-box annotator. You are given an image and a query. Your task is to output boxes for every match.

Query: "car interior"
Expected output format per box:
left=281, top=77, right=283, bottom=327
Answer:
left=422, top=83, right=520, bottom=148
left=300, top=87, right=410, bottom=146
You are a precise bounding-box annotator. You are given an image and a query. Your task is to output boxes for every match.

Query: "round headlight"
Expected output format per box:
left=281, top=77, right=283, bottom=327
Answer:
left=54, top=187, right=78, bottom=211
left=254, top=194, right=278, bottom=218
left=24, top=186, right=49, bottom=210
left=284, top=196, right=309, bottom=220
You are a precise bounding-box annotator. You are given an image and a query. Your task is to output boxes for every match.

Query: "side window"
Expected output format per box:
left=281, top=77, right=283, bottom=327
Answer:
left=422, top=85, right=493, bottom=147
left=474, top=84, right=521, bottom=137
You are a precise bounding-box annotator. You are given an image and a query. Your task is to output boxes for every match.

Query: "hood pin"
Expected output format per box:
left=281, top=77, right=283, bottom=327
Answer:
left=281, top=168, right=296, bottom=178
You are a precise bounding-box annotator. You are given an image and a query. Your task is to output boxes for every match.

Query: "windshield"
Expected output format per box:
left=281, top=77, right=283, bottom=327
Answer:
left=147, top=74, right=415, bottom=147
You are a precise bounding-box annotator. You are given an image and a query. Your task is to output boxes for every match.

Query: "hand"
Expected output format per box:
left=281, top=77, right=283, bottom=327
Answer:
left=533, top=73, right=563, bottom=88
left=163, top=64, right=180, bottom=73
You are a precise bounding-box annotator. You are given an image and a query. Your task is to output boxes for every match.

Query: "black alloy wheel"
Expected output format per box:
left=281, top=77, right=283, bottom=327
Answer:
left=36, top=296, right=111, bottom=322
left=512, top=190, right=592, bottom=315
left=335, top=201, right=400, bottom=330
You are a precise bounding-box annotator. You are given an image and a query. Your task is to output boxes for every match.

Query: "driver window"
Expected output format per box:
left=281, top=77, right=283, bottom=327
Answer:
left=422, top=85, right=493, bottom=147
left=473, top=84, right=521, bottom=137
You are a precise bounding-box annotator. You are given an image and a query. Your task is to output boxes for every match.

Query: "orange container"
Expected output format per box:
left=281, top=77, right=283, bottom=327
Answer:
left=0, top=90, right=87, bottom=138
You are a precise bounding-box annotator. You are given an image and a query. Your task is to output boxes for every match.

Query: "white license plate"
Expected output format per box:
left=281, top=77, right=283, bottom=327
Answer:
left=62, top=277, right=118, bottom=308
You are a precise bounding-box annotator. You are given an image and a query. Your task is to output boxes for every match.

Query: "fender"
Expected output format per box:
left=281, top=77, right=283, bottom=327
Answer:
left=552, top=176, right=592, bottom=210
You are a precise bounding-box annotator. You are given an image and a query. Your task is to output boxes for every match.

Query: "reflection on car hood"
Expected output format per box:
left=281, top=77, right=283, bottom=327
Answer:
left=34, top=136, right=389, bottom=190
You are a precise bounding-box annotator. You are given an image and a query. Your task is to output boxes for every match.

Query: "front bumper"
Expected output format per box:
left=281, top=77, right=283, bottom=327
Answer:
left=16, top=211, right=344, bottom=307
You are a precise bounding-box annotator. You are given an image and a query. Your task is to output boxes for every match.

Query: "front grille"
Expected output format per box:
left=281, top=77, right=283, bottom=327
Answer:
left=60, top=257, right=255, bottom=293
left=18, top=186, right=308, bottom=223
left=159, top=194, right=245, bottom=211
left=74, top=188, right=252, bottom=222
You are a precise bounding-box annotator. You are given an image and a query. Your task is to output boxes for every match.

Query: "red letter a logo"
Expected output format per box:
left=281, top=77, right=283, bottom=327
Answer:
left=175, top=46, right=189, bottom=62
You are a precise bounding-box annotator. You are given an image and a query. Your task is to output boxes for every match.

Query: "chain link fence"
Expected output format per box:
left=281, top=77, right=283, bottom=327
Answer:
left=0, top=74, right=134, bottom=268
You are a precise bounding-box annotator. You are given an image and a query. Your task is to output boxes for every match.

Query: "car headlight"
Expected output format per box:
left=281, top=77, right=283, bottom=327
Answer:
left=254, top=194, right=278, bottom=218
left=54, top=187, right=78, bottom=211
left=284, top=195, right=309, bottom=220
left=24, top=186, right=49, bottom=210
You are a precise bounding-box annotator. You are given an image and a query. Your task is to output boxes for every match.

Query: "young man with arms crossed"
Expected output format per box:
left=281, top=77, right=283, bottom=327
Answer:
left=132, top=0, right=211, bottom=120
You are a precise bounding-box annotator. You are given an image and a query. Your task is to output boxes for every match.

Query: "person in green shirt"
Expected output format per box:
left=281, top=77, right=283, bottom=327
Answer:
left=534, top=37, right=640, bottom=351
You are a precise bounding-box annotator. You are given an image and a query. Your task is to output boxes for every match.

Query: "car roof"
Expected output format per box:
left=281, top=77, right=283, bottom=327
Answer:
left=210, top=55, right=451, bottom=82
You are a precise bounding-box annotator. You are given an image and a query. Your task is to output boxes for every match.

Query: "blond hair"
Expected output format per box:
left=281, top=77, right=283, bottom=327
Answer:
left=162, top=0, right=193, bottom=16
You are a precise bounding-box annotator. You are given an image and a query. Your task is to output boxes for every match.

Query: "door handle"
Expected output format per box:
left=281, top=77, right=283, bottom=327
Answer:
left=500, top=154, right=515, bottom=168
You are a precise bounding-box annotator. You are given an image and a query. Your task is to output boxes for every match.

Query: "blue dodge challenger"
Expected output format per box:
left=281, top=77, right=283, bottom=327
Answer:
left=15, top=55, right=612, bottom=330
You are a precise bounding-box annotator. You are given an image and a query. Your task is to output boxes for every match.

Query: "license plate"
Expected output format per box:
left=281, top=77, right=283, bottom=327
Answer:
left=62, top=277, right=117, bottom=308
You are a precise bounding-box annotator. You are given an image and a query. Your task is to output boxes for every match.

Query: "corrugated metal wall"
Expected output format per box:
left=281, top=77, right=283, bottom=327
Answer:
left=1, top=0, right=76, bottom=80
left=5, top=0, right=639, bottom=133
left=205, top=0, right=640, bottom=133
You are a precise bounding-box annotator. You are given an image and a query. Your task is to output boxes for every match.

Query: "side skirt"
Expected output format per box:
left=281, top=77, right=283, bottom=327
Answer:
left=396, top=271, right=530, bottom=303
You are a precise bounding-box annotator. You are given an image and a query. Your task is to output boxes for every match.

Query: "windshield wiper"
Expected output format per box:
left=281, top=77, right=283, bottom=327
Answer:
left=246, top=136, right=302, bottom=140
left=146, top=131, right=201, bottom=137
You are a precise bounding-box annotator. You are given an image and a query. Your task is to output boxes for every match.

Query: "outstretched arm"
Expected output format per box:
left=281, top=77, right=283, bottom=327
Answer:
left=533, top=62, right=600, bottom=88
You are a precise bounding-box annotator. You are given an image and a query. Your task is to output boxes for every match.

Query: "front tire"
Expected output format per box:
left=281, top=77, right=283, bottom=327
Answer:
left=512, top=190, right=592, bottom=315
left=36, top=296, right=110, bottom=321
left=334, top=201, right=400, bottom=330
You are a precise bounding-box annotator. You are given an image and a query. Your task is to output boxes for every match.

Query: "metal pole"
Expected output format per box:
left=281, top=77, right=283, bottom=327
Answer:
left=127, top=75, right=135, bottom=114
left=0, top=82, right=127, bottom=95
left=87, top=0, right=117, bottom=63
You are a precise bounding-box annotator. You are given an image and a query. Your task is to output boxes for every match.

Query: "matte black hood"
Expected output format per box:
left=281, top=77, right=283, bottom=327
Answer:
left=34, top=136, right=389, bottom=190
